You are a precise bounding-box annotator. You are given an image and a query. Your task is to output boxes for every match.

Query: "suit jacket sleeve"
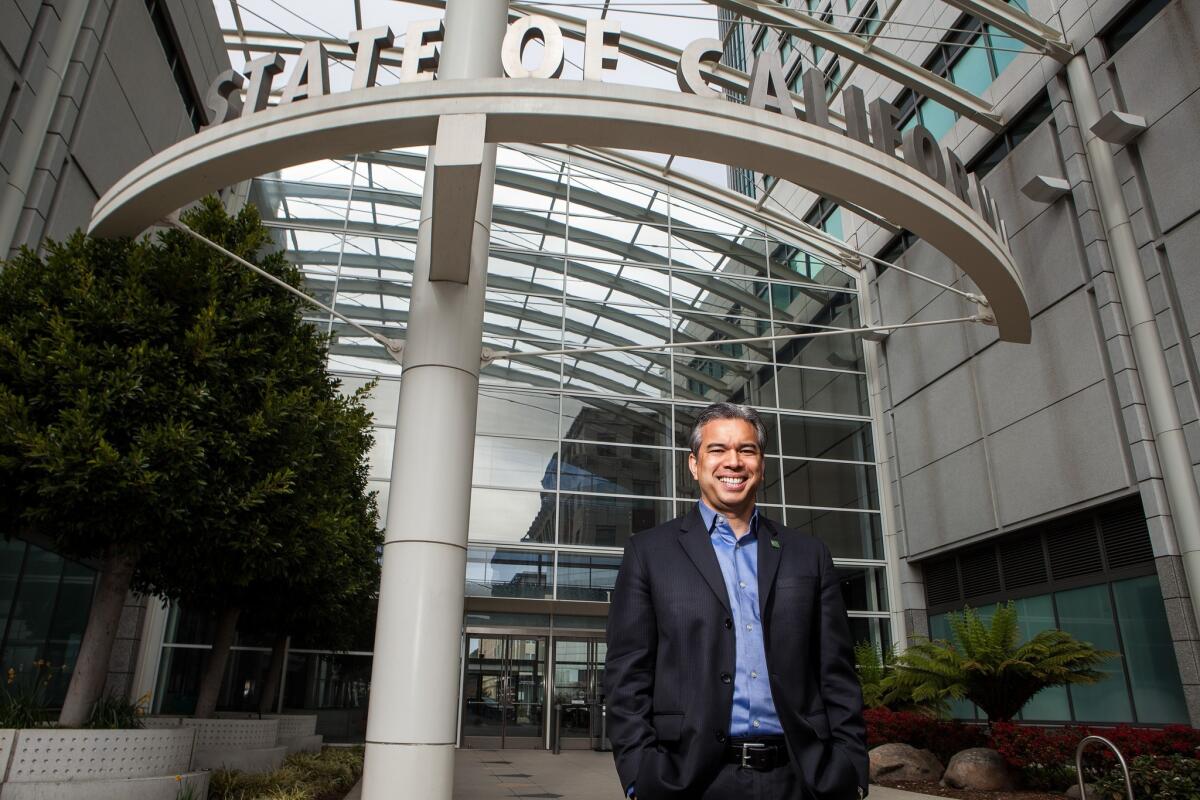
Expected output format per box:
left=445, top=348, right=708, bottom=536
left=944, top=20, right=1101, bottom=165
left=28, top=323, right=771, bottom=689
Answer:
left=604, top=537, right=657, bottom=791
left=818, top=539, right=869, bottom=793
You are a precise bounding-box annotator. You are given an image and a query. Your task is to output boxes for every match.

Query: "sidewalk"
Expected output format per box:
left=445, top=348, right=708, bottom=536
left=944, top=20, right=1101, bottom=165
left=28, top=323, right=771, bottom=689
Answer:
left=348, top=749, right=951, bottom=799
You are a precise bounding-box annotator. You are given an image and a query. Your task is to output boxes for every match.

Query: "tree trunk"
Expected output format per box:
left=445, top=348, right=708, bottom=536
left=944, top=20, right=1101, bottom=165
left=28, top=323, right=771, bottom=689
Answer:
left=58, top=553, right=137, bottom=727
left=192, top=606, right=241, bottom=718
left=258, top=634, right=288, bottom=714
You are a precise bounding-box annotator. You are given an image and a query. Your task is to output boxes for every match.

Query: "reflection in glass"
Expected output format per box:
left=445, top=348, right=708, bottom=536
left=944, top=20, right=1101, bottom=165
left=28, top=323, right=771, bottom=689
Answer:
left=283, top=652, right=373, bottom=741
left=466, top=547, right=553, bottom=600
left=560, top=396, right=671, bottom=446
left=1057, top=585, right=1132, bottom=722
left=837, top=566, right=889, bottom=612
left=847, top=616, right=891, bottom=655
left=469, top=488, right=555, bottom=544
left=558, top=494, right=673, bottom=548
left=783, top=459, right=879, bottom=511
left=557, top=554, right=622, bottom=602
left=779, top=414, right=873, bottom=461
left=1112, top=575, right=1188, bottom=723
left=473, top=436, right=559, bottom=491
left=774, top=367, right=869, bottom=415
left=476, top=388, right=560, bottom=439
left=560, top=441, right=671, bottom=497
left=786, top=507, right=882, bottom=560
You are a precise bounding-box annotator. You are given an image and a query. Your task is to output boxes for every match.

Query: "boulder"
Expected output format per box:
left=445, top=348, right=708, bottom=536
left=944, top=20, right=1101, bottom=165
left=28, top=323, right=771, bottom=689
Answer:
left=941, top=747, right=1016, bottom=791
left=1065, top=783, right=1104, bottom=799
left=869, top=743, right=945, bottom=783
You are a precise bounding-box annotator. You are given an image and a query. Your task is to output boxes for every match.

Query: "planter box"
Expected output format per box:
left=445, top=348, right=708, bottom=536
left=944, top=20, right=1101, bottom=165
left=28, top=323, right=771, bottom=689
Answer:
left=215, top=712, right=323, bottom=754
left=144, top=717, right=286, bottom=773
left=0, top=728, right=208, bottom=800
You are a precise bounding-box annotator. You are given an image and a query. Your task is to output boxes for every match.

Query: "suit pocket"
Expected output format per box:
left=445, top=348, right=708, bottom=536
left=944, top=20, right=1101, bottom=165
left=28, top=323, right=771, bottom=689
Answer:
left=652, top=712, right=683, bottom=742
left=800, top=710, right=832, bottom=740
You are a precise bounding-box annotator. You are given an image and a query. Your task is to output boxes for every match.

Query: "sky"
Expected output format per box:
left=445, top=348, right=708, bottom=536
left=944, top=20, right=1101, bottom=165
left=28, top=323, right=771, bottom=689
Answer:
left=213, top=0, right=726, bottom=183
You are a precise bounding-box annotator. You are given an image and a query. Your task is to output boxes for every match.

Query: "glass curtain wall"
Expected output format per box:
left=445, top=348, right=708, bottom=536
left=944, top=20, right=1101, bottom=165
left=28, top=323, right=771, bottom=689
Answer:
left=248, top=144, right=892, bottom=650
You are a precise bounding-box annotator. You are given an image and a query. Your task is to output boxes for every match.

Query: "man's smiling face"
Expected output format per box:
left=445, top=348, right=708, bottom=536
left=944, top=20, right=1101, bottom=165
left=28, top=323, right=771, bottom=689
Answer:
left=688, top=417, right=765, bottom=519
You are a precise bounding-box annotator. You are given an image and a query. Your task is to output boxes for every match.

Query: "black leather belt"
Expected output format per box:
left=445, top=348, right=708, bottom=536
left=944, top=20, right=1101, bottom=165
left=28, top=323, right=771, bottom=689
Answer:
left=723, top=736, right=789, bottom=770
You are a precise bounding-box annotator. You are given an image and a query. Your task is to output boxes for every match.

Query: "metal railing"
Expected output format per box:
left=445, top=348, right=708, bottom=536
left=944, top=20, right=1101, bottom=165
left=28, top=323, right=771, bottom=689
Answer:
left=1075, top=735, right=1134, bottom=800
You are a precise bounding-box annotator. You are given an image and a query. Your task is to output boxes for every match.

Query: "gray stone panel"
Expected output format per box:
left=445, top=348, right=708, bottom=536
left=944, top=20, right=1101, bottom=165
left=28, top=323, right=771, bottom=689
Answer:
left=989, top=381, right=1129, bottom=527
left=104, top=0, right=190, bottom=152
left=900, top=440, right=997, bottom=557
left=982, top=121, right=1065, bottom=239
left=1139, top=88, right=1200, bottom=234
left=884, top=289, right=975, bottom=404
left=892, top=363, right=982, bottom=475
left=71, top=58, right=151, bottom=196
left=0, top=0, right=33, bottom=68
left=1163, top=211, right=1200, bottom=341
left=975, top=289, right=1108, bottom=434
left=1006, top=201, right=1088, bottom=316
left=1110, top=0, right=1200, bottom=127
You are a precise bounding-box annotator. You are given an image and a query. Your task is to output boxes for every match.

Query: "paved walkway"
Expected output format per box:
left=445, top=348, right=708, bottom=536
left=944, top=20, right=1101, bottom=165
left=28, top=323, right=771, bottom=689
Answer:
left=347, top=749, right=949, bottom=799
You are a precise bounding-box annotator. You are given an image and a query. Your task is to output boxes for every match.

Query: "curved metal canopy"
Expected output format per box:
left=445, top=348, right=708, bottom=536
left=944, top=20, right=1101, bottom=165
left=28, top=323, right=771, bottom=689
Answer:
left=89, top=78, right=1029, bottom=342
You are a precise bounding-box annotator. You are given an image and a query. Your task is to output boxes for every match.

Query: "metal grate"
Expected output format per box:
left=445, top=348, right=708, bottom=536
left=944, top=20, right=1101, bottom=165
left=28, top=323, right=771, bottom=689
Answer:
left=924, top=557, right=962, bottom=607
left=1046, top=518, right=1104, bottom=580
left=1102, top=505, right=1155, bottom=569
left=960, top=547, right=1002, bottom=596
left=999, top=535, right=1048, bottom=589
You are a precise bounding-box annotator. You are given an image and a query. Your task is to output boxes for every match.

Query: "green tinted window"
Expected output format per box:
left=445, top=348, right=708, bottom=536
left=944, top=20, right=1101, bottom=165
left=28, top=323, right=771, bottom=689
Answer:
left=1112, top=575, right=1188, bottom=723
left=1056, top=585, right=1132, bottom=722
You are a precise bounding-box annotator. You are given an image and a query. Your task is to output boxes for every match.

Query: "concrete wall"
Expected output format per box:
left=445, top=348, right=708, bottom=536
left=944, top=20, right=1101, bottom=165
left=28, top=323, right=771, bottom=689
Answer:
left=753, top=0, right=1200, bottom=722
left=0, top=0, right=227, bottom=256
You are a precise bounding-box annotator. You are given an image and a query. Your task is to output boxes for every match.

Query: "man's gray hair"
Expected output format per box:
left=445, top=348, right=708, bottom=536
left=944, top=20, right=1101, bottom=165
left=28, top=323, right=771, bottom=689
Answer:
left=688, top=402, right=768, bottom=455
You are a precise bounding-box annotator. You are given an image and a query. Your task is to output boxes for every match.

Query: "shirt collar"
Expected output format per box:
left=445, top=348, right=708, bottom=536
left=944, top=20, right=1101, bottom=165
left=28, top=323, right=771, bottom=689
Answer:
left=698, top=500, right=758, bottom=542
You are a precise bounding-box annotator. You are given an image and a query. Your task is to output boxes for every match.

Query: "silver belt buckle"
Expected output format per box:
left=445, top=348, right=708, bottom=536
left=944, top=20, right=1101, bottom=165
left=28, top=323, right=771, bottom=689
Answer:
left=739, top=742, right=767, bottom=768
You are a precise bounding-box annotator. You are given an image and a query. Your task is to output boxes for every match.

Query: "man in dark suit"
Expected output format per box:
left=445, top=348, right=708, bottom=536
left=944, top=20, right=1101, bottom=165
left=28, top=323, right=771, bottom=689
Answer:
left=604, top=402, right=868, bottom=800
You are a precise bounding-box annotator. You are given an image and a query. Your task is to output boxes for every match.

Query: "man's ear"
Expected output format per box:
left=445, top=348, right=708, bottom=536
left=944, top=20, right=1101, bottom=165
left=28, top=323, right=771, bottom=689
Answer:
left=688, top=451, right=699, bottom=481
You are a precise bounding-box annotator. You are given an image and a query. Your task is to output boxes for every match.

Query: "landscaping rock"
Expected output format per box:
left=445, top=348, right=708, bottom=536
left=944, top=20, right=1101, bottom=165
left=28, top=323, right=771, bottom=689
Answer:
left=1065, top=783, right=1103, bottom=799
left=941, top=747, right=1016, bottom=791
left=868, top=743, right=945, bottom=783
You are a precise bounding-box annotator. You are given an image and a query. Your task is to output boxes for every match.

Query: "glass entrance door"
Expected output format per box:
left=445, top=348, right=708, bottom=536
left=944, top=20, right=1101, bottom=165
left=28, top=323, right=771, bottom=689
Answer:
left=462, top=635, right=547, bottom=748
left=552, top=639, right=606, bottom=748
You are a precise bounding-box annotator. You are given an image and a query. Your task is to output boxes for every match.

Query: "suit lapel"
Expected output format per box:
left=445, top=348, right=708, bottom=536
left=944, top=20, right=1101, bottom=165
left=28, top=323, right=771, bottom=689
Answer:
left=757, top=515, right=782, bottom=618
left=677, top=508, right=732, bottom=615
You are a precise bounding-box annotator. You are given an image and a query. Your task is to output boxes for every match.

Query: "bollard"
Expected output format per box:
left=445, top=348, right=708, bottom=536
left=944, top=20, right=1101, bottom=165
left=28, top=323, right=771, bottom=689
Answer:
left=553, top=704, right=563, bottom=755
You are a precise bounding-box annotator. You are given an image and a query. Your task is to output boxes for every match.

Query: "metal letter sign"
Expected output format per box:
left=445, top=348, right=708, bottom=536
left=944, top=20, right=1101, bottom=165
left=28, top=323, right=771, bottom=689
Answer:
left=91, top=16, right=1031, bottom=343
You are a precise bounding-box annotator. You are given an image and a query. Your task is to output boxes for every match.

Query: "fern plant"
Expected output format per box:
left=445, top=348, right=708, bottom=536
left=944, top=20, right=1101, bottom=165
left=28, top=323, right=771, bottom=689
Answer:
left=889, top=603, right=1116, bottom=722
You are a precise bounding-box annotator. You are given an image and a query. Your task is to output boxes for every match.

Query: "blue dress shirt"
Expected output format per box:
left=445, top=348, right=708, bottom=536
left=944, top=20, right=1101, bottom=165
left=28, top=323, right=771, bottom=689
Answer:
left=699, top=501, right=784, bottom=737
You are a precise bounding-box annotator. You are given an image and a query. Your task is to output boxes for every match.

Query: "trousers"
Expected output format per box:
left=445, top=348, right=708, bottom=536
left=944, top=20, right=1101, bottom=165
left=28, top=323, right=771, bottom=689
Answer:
left=696, top=763, right=806, bottom=800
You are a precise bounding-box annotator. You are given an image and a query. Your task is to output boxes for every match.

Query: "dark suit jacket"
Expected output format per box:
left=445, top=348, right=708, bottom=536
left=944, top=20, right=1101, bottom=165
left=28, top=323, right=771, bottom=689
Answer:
left=604, top=508, right=868, bottom=800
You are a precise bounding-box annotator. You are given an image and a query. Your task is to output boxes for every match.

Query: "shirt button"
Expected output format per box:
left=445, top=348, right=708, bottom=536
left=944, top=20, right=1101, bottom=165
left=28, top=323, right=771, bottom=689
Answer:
left=720, top=672, right=732, bottom=684
left=751, top=671, right=758, bottom=679
left=753, top=720, right=761, bottom=728
left=724, top=618, right=733, bottom=629
left=739, top=581, right=747, bottom=588
left=746, top=624, right=753, bottom=631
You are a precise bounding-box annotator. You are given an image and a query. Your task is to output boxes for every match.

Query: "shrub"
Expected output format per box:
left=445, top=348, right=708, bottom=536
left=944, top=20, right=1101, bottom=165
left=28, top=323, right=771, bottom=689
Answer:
left=864, top=708, right=987, bottom=764
left=85, top=691, right=147, bottom=729
left=0, top=661, right=60, bottom=728
left=989, top=721, right=1200, bottom=790
left=209, top=747, right=364, bottom=800
left=889, top=604, right=1116, bottom=722
left=1092, top=754, right=1200, bottom=800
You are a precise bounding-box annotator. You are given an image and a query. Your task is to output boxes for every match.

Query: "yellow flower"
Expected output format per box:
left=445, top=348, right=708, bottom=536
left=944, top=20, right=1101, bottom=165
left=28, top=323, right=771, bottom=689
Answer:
left=5, top=668, right=13, bottom=686
left=175, top=775, right=182, bottom=782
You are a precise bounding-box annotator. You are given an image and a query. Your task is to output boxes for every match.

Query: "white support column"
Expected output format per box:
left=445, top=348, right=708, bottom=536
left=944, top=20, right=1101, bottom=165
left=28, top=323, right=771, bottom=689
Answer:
left=1064, top=55, right=1200, bottom=638
left=360, top=2, right=508, bottom=799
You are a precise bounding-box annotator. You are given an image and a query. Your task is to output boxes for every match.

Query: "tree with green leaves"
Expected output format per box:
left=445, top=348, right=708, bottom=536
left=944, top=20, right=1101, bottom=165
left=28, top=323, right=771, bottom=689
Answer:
left=887, top=603, right=1115, bottom=722
left=0, top=198, right=378, bottom=725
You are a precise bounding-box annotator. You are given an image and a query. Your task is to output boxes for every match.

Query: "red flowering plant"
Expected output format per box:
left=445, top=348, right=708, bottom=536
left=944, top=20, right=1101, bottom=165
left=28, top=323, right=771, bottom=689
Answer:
left=988, top=721, right=1200, bottom=789
left=864, top=708, right=987, bottom=765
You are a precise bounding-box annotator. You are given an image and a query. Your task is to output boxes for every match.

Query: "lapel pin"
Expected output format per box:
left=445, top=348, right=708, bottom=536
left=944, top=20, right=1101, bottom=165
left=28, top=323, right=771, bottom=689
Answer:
left=771, top=539, right=780, bottom=549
